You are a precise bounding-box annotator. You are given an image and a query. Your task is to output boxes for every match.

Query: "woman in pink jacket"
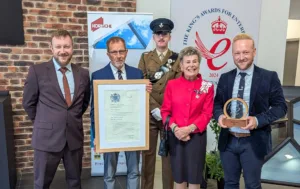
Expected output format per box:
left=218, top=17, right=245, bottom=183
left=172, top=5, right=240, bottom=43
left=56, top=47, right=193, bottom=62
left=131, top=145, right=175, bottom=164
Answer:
left=161, top=46, right=214, bottom=189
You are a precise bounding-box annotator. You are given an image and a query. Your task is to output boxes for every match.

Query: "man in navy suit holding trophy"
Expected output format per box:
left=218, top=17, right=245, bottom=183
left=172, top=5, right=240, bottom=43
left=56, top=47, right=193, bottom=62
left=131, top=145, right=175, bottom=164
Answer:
left=214, top=33, right=287, bottom=189
left=90, top=36, right=151, bottom=189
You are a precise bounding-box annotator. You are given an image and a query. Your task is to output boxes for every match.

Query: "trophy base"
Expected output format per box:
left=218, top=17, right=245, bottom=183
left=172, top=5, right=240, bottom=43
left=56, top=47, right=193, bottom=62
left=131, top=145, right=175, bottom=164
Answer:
left=223, top=118, right=248, bottom=128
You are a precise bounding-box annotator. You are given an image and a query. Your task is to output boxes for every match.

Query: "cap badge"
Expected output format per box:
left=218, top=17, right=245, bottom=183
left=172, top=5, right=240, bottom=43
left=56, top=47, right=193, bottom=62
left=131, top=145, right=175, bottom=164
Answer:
left=159, top=23, right=163, bottom=28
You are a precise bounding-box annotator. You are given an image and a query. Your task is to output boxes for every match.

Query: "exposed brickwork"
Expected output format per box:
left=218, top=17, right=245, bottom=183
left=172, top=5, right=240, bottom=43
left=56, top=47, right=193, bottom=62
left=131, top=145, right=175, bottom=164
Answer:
left=0, top=0, right=136, bottom=174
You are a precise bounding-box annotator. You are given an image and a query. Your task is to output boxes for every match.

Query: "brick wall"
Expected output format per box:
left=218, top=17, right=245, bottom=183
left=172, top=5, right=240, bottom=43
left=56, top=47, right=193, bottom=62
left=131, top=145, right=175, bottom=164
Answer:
left=0, top=0, right=136, bottom=174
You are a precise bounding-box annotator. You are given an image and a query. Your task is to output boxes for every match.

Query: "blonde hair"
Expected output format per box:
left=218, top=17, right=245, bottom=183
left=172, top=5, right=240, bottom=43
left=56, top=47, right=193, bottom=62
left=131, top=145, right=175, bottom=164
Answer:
left=179, top=46, right=202, bottom=62
left=232, top=33, right=255, bottom=48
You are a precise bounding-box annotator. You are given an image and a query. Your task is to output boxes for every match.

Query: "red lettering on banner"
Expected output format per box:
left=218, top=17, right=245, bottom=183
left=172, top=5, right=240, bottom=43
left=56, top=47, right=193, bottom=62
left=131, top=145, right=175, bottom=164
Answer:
left=209, top=73, right=219, bottom=78
left=195, top=31, right=231, bottom=70
left=91, top=17, right=112, bottom=32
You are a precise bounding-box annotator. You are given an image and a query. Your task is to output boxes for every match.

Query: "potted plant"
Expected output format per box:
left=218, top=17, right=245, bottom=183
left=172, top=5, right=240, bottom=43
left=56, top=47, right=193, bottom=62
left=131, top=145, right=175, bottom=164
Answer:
left=205, top=119, right=224, bottom=189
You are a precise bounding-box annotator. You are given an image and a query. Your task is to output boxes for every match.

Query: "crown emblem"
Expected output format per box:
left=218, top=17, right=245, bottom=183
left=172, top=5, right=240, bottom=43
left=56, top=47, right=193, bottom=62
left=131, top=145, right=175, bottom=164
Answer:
left=110, top=93, right=120, bottom=103
left=159, top=23, right=163, bottom=28
left=211, top=16, right=227, bottom=34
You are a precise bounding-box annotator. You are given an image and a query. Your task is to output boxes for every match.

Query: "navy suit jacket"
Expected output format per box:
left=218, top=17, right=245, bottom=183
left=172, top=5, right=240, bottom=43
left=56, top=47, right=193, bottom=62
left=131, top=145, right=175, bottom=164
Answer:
left=90, top=63, right=143, bottom=141
left=214, top=65, right=287, bottom=158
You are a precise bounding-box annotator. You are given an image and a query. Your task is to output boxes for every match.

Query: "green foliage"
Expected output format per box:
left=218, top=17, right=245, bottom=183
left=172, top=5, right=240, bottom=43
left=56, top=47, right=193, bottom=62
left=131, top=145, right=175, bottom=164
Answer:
left=206, top=151, right=224, bottom=181
left=209, top=119, right=221, bottom=149
left=205, top=118, right=224, bottom=181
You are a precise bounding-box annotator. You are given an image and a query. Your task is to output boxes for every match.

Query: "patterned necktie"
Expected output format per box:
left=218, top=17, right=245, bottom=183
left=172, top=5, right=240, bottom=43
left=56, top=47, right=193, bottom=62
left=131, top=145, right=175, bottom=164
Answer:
left=159, top=53, right=164, bottom=61
left=117, top=70, right=123, bottom=80
left=59, top=67, right=72, bottom=107
left=236, top=72, right=247, bottom=118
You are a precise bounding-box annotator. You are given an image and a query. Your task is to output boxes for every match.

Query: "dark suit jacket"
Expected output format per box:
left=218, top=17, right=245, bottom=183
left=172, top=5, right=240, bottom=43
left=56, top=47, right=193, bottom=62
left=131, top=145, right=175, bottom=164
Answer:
left=90, top=63, right=143, bottom=141
left=23, top=60, right=90, bottom=152
left=214, top=65, right=287, bottom=158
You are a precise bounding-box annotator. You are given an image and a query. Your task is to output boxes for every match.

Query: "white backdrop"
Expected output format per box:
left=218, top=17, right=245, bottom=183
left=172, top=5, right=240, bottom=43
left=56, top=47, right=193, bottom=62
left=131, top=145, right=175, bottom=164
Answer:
left=137, top=0, right=290, bottom=80
left=171, top=0, right=262, bottom=84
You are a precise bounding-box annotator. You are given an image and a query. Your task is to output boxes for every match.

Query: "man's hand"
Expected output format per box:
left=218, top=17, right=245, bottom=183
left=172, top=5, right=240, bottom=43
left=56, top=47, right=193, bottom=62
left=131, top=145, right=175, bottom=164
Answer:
left=218, top=114, right=228, bottom=128
left=93, top=139, right=96, bottom=152
left=151, top=108, right=162, bottom=121
left=241, top=116, right=257, bottom=130
left=146, top=82, right=152, bottom=93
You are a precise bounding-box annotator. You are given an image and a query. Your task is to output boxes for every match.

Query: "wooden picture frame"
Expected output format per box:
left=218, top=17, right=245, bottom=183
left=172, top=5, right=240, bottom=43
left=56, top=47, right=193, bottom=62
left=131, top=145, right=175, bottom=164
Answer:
left=93, top=79, right=149, bottom=153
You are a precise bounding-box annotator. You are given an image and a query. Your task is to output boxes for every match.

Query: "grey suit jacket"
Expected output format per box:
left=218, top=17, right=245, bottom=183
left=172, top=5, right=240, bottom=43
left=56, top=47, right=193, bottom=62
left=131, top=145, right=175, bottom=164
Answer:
left=23, top=60, right=90, bottom=152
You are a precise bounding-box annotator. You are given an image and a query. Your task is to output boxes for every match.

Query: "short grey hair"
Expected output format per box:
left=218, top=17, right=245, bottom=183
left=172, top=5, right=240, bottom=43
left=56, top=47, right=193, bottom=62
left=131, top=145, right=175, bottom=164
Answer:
left=179, top=46, right=202, bottom=62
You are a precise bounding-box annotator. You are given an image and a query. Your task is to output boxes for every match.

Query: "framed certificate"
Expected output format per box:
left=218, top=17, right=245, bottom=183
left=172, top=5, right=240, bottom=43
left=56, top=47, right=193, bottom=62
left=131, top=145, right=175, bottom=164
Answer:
left=93, top=79, right=150, bottom=153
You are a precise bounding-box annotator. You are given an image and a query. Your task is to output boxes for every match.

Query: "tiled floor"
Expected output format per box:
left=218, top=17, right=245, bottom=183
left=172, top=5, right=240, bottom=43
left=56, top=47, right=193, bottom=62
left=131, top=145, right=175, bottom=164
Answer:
left=16, top=157, right=299, bottom=189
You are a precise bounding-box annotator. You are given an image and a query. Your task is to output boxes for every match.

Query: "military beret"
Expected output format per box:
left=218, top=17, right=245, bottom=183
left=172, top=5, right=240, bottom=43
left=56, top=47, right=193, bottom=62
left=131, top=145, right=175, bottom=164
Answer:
left=150, top=18, right=174, bottom=34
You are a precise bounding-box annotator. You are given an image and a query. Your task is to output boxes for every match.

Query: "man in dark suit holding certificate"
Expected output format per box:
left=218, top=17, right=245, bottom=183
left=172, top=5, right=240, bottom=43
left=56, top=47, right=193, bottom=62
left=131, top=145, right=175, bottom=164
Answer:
left=90, top=36, right=151, bottom=189
left=213, top=33, right=287, bottom=189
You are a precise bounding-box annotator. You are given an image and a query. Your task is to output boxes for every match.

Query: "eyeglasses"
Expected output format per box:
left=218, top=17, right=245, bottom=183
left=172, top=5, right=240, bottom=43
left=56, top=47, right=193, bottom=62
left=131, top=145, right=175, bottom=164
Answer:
left=108, top=50, right=127, bottom=55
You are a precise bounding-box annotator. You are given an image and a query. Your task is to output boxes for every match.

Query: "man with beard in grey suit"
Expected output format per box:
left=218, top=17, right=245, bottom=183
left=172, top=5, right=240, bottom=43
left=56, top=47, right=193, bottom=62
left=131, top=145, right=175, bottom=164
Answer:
left=23, top=29, right=90, bottom=189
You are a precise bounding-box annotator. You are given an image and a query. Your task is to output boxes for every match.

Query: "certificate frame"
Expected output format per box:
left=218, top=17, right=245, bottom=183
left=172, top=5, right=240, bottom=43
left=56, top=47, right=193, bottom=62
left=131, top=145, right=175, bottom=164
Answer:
left=93, top=79, right=150, bottom=153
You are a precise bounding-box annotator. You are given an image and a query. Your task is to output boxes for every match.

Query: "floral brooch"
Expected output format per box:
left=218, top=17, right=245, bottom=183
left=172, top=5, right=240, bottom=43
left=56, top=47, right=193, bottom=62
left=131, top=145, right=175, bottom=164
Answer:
left=194, top=80, right=212, bottom=98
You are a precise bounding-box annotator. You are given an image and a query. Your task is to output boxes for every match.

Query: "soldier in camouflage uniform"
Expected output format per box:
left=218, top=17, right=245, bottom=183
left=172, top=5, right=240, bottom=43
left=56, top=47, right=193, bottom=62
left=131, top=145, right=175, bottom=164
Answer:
left=138, top=18, right=181, bottom=189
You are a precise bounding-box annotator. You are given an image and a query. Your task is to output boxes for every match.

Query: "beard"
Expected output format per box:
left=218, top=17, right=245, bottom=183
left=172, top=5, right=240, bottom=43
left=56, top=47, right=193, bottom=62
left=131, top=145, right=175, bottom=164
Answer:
left=235, top=60, right=253, bottom=70
left=112, top=61, right=124, bottom=69
left=53, top=53, right=72, bottom=67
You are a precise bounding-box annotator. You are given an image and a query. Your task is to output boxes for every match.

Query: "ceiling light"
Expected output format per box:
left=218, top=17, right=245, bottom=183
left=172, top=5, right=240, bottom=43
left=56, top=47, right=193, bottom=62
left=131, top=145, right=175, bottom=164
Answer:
left=285, top=154, right=294, bottom=159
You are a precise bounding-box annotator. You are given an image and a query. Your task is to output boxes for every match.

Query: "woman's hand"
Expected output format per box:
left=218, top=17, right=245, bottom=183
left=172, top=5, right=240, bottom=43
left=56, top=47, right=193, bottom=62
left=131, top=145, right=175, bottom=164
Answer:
left=181, top=135, right=190, bottom=141
left=174, top=127, right=190, bottom=141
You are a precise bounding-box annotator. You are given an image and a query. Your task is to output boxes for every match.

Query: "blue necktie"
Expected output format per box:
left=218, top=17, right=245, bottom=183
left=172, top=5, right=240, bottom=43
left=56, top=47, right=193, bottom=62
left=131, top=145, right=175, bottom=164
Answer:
left=236, top=72, right=247, bottom=118
left=117, top=70, right=123, bottom=80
